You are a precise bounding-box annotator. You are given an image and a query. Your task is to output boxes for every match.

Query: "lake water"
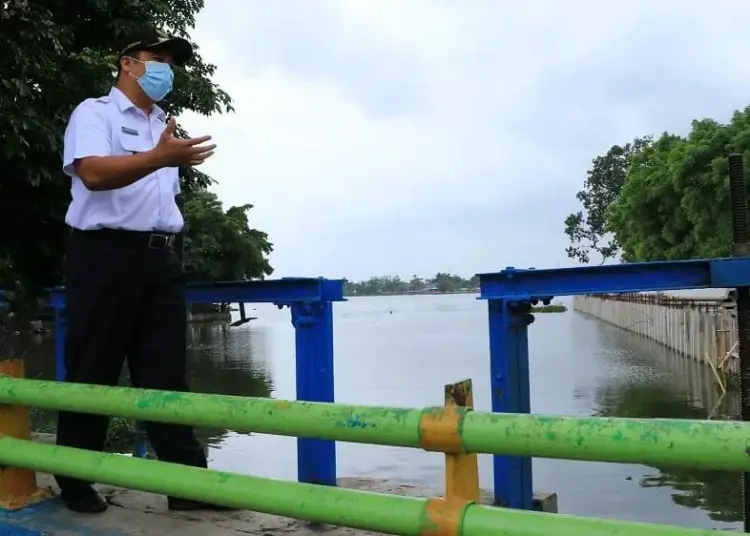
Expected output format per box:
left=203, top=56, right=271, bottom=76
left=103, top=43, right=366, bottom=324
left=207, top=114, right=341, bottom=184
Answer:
left=20, top=293, right=742, bottom=531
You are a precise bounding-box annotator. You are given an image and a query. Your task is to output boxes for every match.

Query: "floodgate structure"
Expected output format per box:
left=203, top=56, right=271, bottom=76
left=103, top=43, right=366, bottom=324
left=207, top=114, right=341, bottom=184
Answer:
left=0, top=254, right=749, bottom=535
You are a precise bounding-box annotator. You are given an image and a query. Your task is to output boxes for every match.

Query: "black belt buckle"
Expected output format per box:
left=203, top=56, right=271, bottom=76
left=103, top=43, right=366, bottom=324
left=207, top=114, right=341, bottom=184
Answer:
left=147, top=233, right=174, bottom=249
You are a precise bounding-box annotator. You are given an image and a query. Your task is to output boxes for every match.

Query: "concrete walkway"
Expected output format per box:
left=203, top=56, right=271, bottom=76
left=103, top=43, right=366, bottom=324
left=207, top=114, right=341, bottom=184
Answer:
left=0, top=475, right=449, bottom=535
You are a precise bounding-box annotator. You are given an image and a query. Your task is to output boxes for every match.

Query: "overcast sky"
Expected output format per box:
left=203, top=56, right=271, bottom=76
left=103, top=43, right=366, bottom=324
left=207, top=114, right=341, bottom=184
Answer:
left=181, top=1, right=750, bottom=281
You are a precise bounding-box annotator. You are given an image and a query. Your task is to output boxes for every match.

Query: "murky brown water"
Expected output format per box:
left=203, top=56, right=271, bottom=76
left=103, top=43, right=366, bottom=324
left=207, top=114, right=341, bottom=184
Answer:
left=19, top=294, right=742, bottom=531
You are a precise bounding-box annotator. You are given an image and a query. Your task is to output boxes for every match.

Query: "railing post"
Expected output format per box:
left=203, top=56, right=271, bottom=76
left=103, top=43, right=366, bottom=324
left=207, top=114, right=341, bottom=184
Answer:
left=486, top=298, right=533, bottom=509
left=290, top=300, right=336, bottom=486
left=0, top=360, right=52, bottom=510
left=443, top=379, right=480, bottom=502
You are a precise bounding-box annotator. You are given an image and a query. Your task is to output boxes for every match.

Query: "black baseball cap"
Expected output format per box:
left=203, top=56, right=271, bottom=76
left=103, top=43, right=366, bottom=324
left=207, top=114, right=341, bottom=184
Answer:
left=118, top=28, right=194, bottom=66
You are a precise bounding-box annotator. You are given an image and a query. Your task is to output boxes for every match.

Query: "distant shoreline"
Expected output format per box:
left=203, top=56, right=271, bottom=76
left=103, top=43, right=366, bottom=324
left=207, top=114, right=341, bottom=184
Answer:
left=346, top=289, right=479, bottom=297
left=344, top=292, right=567, bottom=312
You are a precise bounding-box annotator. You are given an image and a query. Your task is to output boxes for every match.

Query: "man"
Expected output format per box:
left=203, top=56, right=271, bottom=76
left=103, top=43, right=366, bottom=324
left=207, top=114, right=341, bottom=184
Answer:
left=56, top=28, right=227, bottom=514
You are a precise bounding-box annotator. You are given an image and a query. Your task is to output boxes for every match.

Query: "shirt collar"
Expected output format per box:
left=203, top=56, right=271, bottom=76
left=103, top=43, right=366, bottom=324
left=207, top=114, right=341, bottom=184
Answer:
left=109, top=87, right=166, bottom=120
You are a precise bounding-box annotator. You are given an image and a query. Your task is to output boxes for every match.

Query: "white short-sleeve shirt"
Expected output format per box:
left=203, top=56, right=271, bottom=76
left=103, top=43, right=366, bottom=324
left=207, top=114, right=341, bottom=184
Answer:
left=62, top=87, right=184, bottom=233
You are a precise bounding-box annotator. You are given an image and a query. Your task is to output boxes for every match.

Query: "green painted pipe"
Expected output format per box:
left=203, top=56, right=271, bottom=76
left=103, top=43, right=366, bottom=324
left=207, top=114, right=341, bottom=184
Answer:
left=0, top=436, right=720, bottom=535
left=0, top=377, right=749, bottom=471
left=0, top=377, right=420, bottom=446
left=460, top=411, right=750, bottom=470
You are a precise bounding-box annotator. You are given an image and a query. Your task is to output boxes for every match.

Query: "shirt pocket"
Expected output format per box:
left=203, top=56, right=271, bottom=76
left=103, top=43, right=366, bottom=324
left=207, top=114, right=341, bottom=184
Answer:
left=116, top=123, right=153, bottom=155
left=111, top=121, right=158, bottom=199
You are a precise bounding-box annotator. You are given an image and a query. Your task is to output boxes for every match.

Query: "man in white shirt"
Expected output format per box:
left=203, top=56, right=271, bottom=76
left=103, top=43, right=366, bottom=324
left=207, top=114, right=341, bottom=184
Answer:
left=56, top=28, right=228, bottom=514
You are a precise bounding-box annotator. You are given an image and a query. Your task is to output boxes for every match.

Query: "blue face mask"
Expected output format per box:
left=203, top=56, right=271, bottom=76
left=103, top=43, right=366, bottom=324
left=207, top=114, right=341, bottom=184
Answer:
left=129, top=58, right=174, bottom=102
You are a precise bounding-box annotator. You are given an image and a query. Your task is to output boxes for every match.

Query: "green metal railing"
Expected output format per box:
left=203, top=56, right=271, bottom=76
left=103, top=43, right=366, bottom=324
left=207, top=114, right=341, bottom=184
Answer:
left=0, top=374, right=745, bottom=535
left=1, top=376, right=748, bottom=471
left=0, top=436, right=710, bottom=536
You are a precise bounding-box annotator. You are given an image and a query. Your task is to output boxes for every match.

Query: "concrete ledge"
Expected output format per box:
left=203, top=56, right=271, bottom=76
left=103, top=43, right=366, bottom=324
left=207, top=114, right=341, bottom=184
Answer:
left=532, top=491, right=558, bottom=513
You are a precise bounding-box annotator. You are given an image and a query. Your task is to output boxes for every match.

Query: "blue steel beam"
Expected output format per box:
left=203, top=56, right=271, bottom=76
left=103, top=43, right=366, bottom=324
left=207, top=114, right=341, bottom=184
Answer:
left=478, top=255, right=750, bottom=509
left=44, top=276, right=345, bottom=488
left=477, top=257, right=750, bottom=300
left=47, top=277, right=346, bottom=308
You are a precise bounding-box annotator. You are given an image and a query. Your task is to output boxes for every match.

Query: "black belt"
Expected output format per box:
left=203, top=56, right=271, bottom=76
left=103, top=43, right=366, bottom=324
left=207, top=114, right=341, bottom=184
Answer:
left=71, top=228, right=176, bottom=249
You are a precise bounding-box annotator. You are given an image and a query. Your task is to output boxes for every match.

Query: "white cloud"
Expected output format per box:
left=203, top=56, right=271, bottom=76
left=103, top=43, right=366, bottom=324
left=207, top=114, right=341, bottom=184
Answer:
left=181, top=0, right=750, bottom=280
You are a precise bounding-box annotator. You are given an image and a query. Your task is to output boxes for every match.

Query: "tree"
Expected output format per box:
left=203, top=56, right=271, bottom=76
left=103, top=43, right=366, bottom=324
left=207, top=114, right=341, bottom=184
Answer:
left=608, top=108, right=750, bottom=262
left=432, top=272, right=462, bottom=293
left=343, top=273, right=479, bottom=296
left=0, top=0, right=232, bottom=325
left=564, top=137, right=651, bottom=264
left=607, top=132, right=692, bottom=261
left=409, top=274, right=424, bottom=292
left=567, top=104, right=750, bottom=264
left=183, top=189, right=273, bottom=282
left=344, top=276, right=407, bottom=296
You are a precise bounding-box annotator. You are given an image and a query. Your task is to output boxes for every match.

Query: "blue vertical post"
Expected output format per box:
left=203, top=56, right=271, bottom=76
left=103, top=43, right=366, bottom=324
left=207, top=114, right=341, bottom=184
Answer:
left=53, top=305, right=67, bottom=381
left=290, top=300, right=337, bottom=486
left=134, top=422, right=148, bottom=458
left=486, top=298, right=533, bottom=509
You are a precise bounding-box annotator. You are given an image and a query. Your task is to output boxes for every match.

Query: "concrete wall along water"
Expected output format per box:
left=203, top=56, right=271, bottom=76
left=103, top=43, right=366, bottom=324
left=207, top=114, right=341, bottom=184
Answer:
left=573, top=291, right=739, bottom=388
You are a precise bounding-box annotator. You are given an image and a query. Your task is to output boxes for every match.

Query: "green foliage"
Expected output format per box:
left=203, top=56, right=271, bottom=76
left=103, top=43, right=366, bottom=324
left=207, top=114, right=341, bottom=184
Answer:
left=564, top=137, right=651, bottom=264
left=567, top=105, right=750, bottom=263
left=608, top=114, right=746, bottom=262
left=0, top=0, right=232, bottom=324
left=104, top=416, right=137, bottom=451
left=531, top=303, right=567, bottom=313
left=183, top=190, right=273, bottom=282
left=345, top=273, right=479, bottom=296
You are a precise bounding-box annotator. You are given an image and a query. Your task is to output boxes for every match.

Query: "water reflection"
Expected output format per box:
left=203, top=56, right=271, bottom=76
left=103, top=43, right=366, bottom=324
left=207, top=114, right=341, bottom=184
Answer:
left=184, top=323, right=273, bottom=397
left=589, top=321, right=741, bottom=523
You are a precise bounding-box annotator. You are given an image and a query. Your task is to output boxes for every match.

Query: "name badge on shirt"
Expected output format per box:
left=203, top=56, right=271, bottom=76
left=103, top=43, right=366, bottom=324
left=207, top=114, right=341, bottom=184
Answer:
left=121, top=126, right=139, bottom=136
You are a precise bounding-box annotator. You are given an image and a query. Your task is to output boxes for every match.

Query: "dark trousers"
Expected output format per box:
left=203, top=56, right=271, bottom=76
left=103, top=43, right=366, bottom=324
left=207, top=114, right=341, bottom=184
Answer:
left=55, top=229, right=207, bottom=494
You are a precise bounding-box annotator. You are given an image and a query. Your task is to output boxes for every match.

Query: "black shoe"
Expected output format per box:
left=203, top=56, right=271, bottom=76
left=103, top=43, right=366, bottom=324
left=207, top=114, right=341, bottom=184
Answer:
left=60, top=487, right=108, bottom=514
left=167, top=497, right=236, bottom=512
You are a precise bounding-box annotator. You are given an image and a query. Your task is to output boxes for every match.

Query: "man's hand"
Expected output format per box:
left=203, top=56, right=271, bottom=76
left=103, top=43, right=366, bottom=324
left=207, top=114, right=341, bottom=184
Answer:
left=153, top=117, right=217, bottom=167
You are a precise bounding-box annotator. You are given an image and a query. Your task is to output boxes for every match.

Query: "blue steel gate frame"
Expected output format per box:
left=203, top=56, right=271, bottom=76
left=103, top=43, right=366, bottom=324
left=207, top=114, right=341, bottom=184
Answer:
left=13, top=257, right=750, bottom=510
left=477, top=257, right=750, bottom=509
left=47, top=277, right=346, bottom=488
